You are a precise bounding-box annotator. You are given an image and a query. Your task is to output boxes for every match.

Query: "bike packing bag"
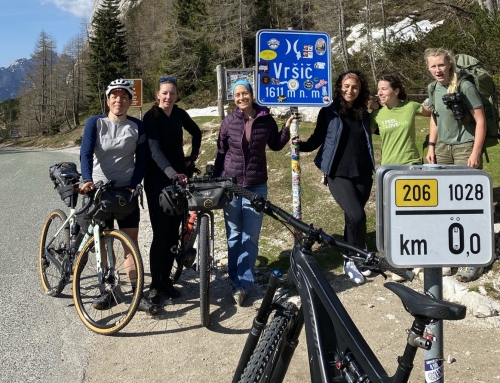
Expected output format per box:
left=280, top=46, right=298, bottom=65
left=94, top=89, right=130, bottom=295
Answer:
left=92, top=188, right=137, bottom=221
left=49, top=162, right=80, bottom=208
left=186, top=182, right=233, bottom=211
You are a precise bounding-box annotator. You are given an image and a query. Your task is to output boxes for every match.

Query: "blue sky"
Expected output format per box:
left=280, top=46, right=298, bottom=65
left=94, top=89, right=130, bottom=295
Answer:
left=0, top=0, right=93, bottom=68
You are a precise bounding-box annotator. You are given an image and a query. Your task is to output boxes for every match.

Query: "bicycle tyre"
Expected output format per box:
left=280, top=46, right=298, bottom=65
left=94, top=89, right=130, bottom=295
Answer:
left=239, top=302, right=299, bottom=383
left=72, top=229, right=144, bottom=335
left=39, top=209, right=69, bottom=296
left=199, top=214, right=210, bottom=327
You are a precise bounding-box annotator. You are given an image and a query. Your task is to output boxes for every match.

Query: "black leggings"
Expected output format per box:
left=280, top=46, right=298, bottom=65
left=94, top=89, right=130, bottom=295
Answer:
left=145, top=181, right=182, bottom=289
left=327, top=175, right=373, bottom=254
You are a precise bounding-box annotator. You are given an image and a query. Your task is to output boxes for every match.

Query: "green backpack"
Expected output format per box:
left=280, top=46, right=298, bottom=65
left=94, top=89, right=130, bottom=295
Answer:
left=429, top=54, right=499, bottom=148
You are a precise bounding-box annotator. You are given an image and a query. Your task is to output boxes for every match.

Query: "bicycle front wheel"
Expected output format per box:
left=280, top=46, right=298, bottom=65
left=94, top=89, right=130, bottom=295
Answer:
left=239, top=302, right=299, bottom=383
left=72, top=229, right=144, bottom=335
left=39, top=209, right=69, bottom=296
left=199, top=214, right=210, bottom=327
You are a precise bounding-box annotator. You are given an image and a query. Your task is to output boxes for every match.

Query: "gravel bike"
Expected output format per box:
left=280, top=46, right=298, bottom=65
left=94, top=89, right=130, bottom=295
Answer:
left=40, top=163, right=144, bottom=335
left=224, top=183, right=467, bottom=383
left=161, top=168, right=234, bottom=327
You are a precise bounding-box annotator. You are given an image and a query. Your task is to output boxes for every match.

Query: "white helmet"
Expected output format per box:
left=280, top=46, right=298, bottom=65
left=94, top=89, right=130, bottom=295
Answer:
left=105, top=79, right=134, bottom=99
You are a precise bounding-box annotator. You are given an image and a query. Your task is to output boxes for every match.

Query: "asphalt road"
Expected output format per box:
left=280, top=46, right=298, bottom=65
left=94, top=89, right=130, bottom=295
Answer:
left=0, top=147, right=89, bottom=383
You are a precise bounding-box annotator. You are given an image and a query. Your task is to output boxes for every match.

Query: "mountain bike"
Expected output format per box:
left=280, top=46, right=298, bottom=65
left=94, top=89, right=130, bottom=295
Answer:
left=40, top=164, right=144, bottom=335
left=162, top=168, right=234, bottom=327
left=224, top=182, right=467, bottom=383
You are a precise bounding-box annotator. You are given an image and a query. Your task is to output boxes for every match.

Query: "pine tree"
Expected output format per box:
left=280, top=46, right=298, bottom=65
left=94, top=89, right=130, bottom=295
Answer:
left=86, top=0, right=129, bottom=114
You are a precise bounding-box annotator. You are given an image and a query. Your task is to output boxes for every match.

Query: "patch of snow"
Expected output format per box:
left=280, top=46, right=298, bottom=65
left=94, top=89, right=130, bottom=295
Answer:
left=346, top=17, right=444, bottom=54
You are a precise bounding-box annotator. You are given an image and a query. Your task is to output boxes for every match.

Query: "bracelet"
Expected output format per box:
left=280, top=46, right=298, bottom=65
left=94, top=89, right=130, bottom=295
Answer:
left=428, top=142, right=436, bottom=146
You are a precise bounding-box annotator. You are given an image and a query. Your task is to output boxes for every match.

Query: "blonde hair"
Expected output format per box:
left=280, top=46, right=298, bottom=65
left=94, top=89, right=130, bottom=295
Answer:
left=424, top=48, right=458, bottom=93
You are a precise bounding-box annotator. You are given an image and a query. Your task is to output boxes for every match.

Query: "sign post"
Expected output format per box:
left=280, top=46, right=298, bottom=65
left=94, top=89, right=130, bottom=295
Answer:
left=376, top=164, right=494, bottom=383
left=255, top=29, right=331, bottom=220
left=125, top=79, right=143, bottom=119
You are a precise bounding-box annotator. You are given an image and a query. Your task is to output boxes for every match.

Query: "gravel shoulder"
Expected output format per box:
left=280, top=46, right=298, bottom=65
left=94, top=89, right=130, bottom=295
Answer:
left=81, top=194, right=499, bottom=383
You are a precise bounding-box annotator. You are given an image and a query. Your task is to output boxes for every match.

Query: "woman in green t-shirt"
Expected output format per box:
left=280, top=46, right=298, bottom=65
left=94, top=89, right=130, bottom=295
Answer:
left=370, top=74, right=431, bottom=166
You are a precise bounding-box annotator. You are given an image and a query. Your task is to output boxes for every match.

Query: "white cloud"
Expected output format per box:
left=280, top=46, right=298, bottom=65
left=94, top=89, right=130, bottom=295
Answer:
left=43, top=0, right=94, bottom=18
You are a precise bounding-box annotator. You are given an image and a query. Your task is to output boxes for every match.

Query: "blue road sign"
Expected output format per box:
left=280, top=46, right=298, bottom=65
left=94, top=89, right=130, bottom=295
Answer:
left=255, top=29, right=331, bottom=107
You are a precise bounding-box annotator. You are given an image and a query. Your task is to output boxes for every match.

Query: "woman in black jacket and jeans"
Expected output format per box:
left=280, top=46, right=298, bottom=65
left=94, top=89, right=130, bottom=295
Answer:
left=297, top=71, right=375, bottom=285
left=143, top=77, right=202, bottom=304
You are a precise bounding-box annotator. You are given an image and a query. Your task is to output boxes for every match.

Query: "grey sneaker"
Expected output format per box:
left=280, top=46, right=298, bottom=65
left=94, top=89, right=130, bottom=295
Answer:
left=456, top=267, right=483, bottom=282
left=138, top=296, right=161, bottom=316
left=233, top=288, right=246, bottom=306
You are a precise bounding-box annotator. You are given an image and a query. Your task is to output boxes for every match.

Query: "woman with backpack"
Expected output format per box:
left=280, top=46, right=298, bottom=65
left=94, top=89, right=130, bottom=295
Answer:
left=424, top=47, right=486, bottom=282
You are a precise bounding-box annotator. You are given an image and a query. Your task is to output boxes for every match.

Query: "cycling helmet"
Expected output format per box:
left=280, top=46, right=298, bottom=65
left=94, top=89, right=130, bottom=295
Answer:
left=159, top=184, right=186, bottom=216
left=105, top=79, right=135, bottom=99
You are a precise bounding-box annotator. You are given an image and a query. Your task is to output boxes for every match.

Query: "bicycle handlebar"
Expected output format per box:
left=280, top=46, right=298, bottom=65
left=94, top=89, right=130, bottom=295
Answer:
left=187, top=175, right=236, bottom=184
left=224, top=182, right=414, bottom=282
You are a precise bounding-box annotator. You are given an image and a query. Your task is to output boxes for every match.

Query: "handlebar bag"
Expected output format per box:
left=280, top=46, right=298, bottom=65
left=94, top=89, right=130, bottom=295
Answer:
left=187, top=182, right=233, bottom=211
left=49, top=162, right=80, bottom=208
left=93, top=188, right=137, bottom=221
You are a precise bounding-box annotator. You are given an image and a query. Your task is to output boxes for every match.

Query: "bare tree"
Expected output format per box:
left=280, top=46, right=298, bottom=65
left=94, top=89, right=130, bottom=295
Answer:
left=366, top=0, right=378, bottom=84
left=338, top=0, right=350, bottom=71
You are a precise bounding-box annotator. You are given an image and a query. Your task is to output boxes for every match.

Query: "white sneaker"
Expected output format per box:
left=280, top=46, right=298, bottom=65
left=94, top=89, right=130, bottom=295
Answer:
left=344, top=261, right=365, bottom=284
left=360, top=269, right=372, bottom=277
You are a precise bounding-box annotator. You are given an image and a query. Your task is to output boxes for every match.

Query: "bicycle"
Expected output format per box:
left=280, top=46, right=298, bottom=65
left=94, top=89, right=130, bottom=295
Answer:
left=39, top=163, right=145, bottom=335
left=223, top=182, right=467, bottom=383
left=160, top=167, right=234, bottom=327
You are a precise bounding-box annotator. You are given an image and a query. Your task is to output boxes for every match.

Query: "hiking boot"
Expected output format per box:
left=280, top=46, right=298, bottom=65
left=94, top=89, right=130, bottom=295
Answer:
left=161, top=279, right=181, bottom=299
left=138, top=296, right=161, bottom=316
left=343, top=260, right=365, bottom=284
left=92, top=292, right=116, bottom=310
left=233, top=288, right=246, bottom=306
left=456, top=267, right=483, bottom=282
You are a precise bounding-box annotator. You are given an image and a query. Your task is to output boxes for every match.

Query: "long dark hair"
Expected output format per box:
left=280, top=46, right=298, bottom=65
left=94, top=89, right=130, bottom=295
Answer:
left=379, top=74, right=407, bottom=100
left=334, top=70, right=370, bottom=119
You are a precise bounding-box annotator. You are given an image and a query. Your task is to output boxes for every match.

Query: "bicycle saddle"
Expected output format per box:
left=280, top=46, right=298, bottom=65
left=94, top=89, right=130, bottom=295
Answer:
left=384, top=282, right=466, bottom=321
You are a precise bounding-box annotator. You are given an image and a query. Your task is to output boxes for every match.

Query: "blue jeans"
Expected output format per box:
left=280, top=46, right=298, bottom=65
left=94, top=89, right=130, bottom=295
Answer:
left=224, top=183, right=268, bottom=292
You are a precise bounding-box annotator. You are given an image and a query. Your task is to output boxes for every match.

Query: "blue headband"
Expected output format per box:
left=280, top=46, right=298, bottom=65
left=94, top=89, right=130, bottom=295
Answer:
left=232, top=79, right=253, bottom=95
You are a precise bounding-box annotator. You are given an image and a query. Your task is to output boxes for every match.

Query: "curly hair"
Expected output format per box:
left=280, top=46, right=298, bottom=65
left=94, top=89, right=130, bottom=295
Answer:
left=334, top=70, right=370, bottom=119
left=379, top=74, right=407, bottom=100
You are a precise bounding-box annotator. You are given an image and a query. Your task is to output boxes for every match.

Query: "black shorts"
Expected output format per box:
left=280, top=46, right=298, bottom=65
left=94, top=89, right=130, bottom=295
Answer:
left=103, top=202, right=140, bottom=230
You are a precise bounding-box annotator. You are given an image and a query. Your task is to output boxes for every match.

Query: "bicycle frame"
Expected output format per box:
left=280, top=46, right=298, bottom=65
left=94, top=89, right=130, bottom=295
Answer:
left=225, top=182, right=466, bottom=383
left=283, top=244, right=407, bottom=382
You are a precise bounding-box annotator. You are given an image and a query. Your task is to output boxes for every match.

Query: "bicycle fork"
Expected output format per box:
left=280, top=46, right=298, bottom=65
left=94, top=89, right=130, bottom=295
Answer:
left=232, top=270, right=299, bottom=383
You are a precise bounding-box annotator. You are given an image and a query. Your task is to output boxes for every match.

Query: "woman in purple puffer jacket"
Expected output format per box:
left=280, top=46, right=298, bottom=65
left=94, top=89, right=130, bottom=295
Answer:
left=213, top=80, right=293, bottom=306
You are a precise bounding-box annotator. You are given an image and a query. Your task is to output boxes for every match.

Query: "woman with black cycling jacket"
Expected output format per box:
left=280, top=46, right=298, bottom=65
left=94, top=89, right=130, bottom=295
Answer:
left=143, top=77, right=202, bottom=304
left=296, top=70, right=375, bottom=285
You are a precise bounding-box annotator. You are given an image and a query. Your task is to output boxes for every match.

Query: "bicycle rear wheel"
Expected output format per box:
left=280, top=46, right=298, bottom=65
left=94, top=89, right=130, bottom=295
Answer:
left=72, top=229, right=144, bottom=335
left=39, top=209, right=69, bottom=296
left=239, top=302, right=299, bottom=383
left=199, top=214, right=210, bottom=327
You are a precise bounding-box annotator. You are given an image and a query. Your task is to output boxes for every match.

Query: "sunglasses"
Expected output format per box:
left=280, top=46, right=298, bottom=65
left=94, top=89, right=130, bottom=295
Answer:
left=159, top=77, right=177, bottom=83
